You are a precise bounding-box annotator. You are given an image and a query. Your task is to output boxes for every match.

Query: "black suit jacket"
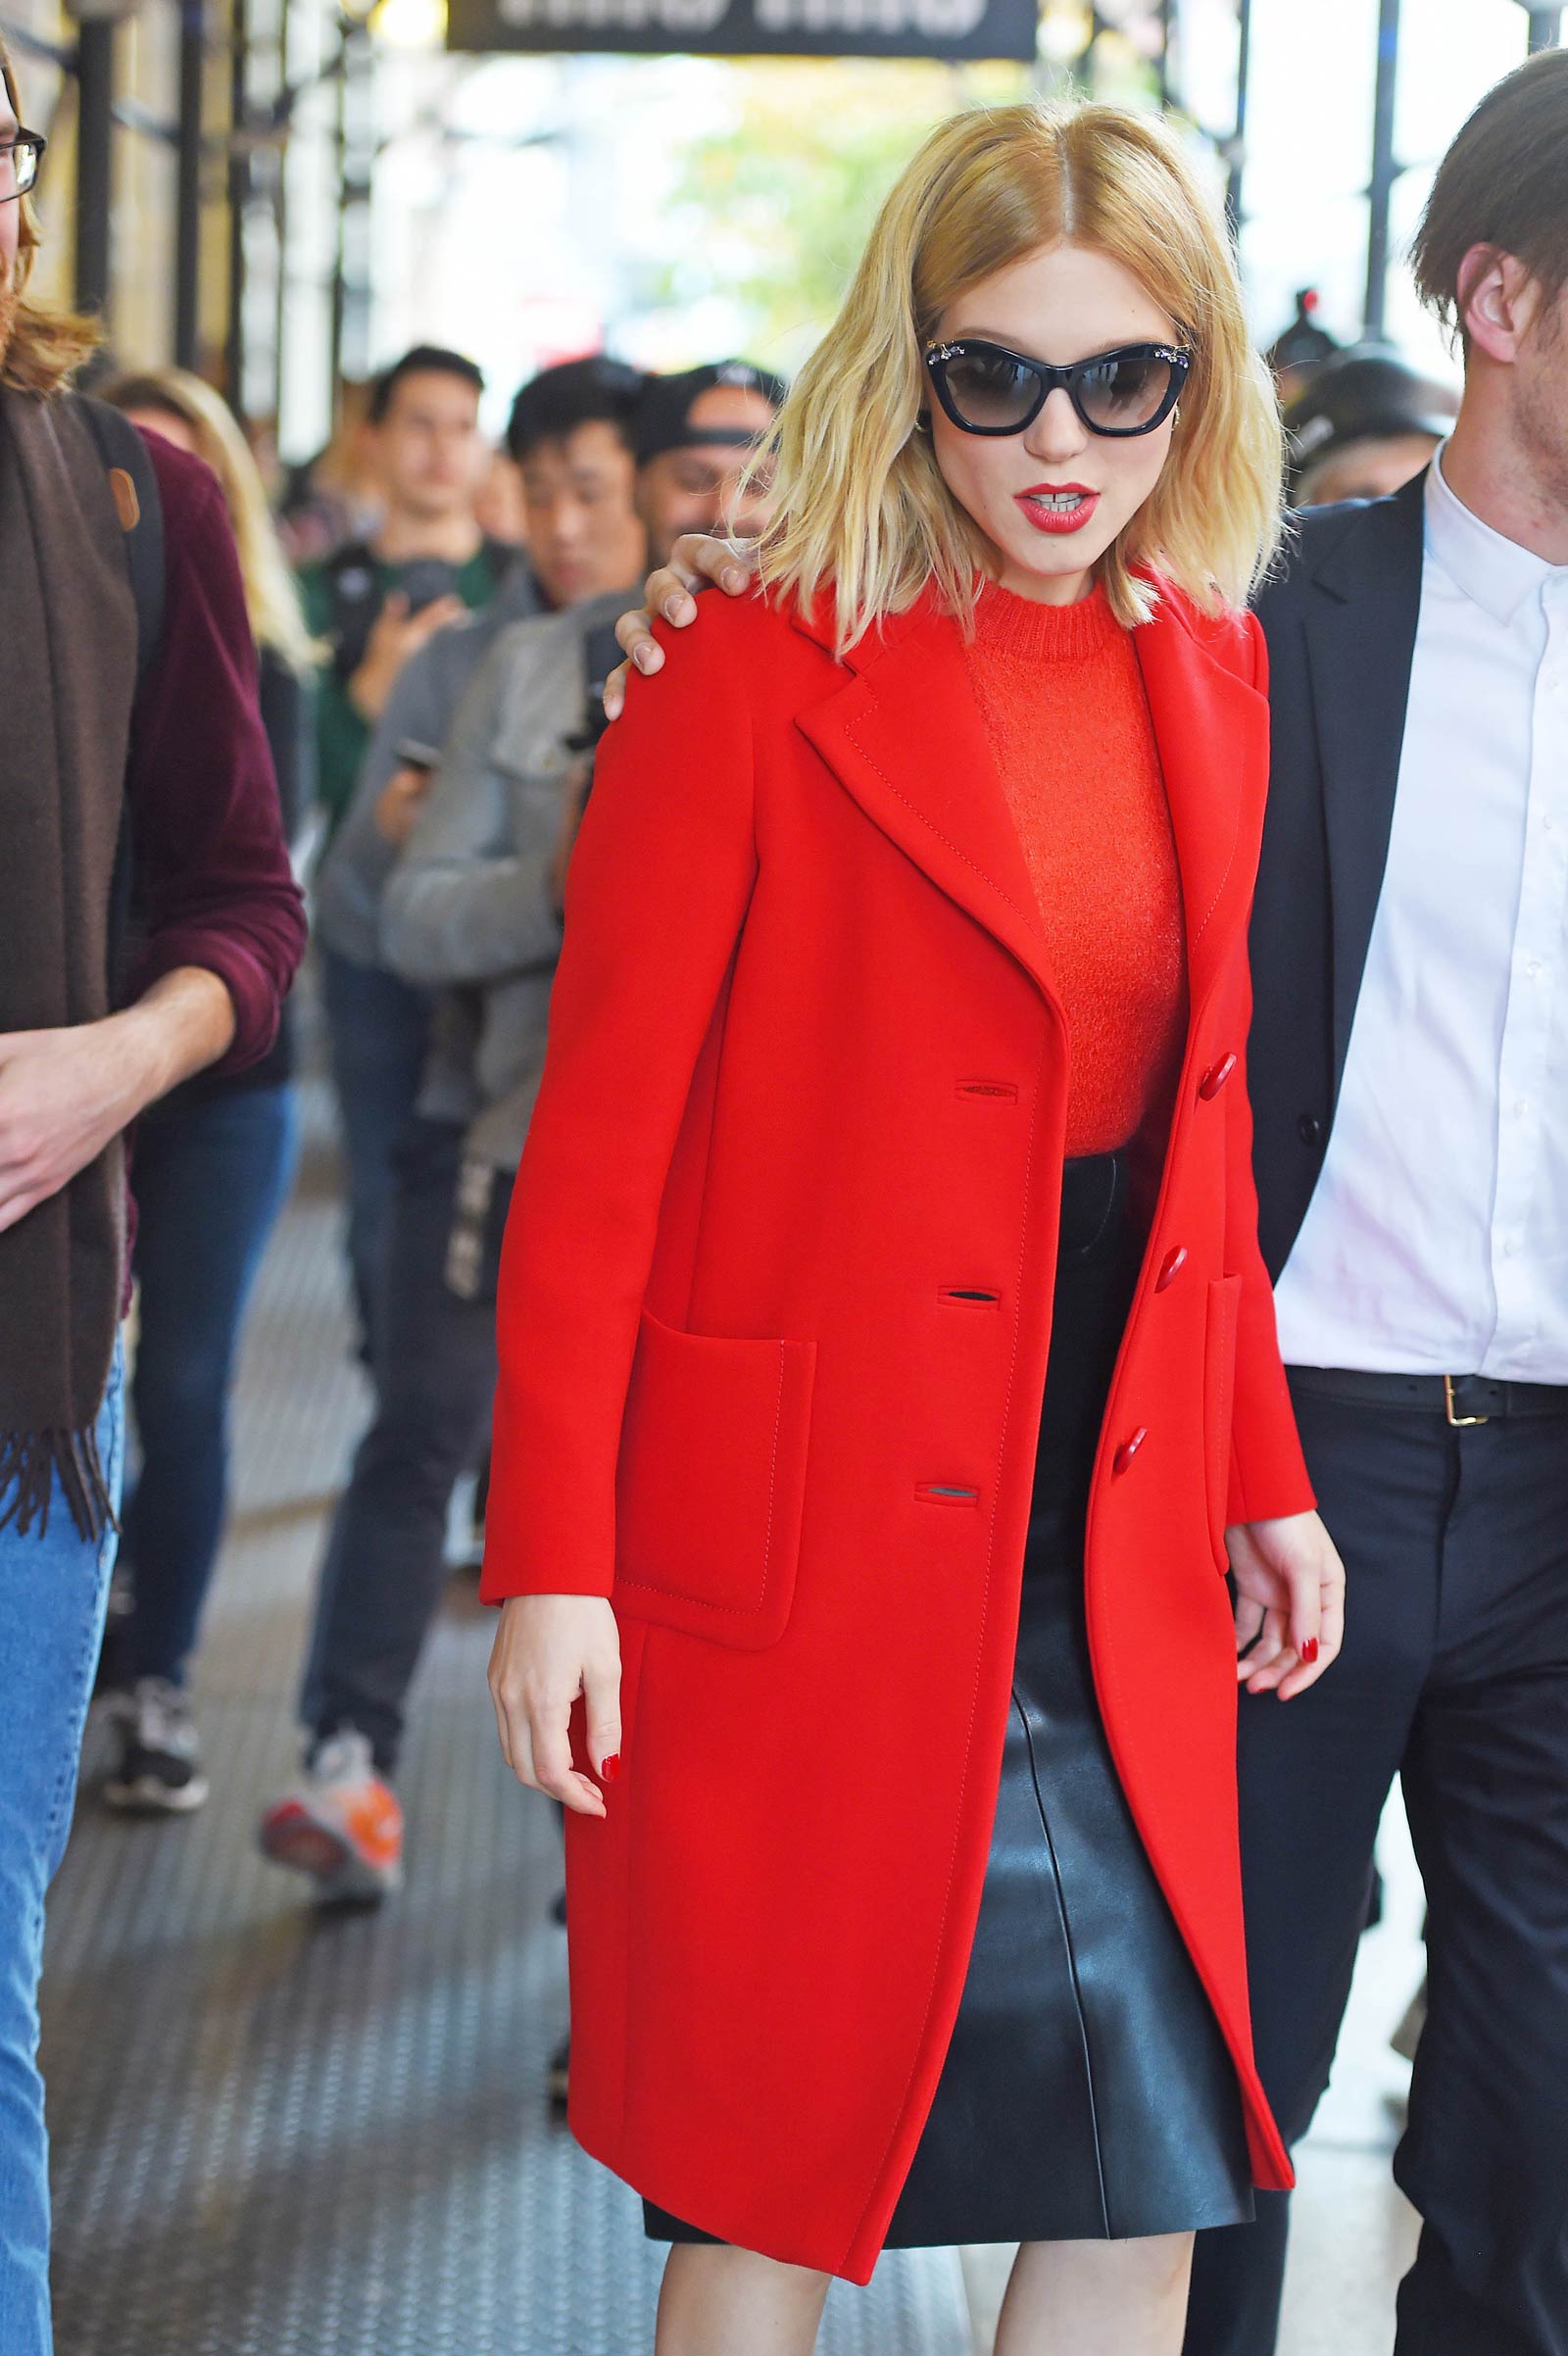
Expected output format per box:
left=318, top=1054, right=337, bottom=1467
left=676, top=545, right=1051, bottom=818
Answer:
left=1248, top=468, right=1428, bottom=1284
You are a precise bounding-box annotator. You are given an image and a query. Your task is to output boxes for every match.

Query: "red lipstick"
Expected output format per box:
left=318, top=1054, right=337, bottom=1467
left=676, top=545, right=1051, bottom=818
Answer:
left=1014, top=483, right=1101, bottom=536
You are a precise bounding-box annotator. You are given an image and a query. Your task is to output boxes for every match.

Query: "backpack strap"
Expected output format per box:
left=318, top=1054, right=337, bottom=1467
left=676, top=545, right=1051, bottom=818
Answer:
left=75, top=396, right=167, bottom=690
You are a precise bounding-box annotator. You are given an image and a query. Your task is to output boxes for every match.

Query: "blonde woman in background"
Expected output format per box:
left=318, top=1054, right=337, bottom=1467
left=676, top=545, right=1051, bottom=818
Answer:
left=93, top=367, right=312, bottom=1817
left=482, top=100, right=1343, bottom=2356
left=105, top=368, right=318, bottom=802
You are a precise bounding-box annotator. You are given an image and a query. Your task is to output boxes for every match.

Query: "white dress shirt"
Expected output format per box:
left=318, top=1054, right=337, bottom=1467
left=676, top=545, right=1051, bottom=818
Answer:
left=1272, top=447, right=1568, bottom=1380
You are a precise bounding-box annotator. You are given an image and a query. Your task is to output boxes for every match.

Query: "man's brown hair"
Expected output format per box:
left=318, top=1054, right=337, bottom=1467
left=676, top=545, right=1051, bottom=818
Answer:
left=0, top=35, right=102, bottom=396
left=1411, top=48, right=1568, bottom=342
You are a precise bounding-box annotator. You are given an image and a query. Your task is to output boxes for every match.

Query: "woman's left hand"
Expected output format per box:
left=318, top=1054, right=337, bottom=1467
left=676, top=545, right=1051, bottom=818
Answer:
left=1226, top=1509, right=1346, bottom=1700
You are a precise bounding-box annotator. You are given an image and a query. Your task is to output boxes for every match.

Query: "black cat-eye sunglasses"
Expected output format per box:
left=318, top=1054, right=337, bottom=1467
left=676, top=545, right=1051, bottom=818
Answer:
left=923, top=337, right=1191, bottom=439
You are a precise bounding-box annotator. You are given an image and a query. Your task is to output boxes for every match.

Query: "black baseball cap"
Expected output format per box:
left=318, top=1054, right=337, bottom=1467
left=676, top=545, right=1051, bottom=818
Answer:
left=634, top=362, right=788, bottom=467
left=1285, top=346, right=1457, bottom=483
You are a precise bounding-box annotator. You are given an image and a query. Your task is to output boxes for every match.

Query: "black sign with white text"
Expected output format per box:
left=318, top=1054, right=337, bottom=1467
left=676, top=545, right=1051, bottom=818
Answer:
left=446, top=0, right=1038, bottom=62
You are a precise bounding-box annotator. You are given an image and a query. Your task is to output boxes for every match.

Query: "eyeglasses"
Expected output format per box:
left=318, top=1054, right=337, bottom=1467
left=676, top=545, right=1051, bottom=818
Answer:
left=0, top=132, right=46, bottom=205
left=923, top=337, right=1191, bottom=439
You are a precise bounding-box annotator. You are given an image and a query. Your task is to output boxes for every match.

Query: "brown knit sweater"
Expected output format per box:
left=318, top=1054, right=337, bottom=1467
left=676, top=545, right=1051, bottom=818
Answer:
left=964, top=581, right=1187, bottom=1156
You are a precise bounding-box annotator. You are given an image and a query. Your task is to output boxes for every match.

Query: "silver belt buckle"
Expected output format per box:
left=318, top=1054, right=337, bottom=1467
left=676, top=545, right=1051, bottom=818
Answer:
left=1444, top=1374, right=1489, bottom=1428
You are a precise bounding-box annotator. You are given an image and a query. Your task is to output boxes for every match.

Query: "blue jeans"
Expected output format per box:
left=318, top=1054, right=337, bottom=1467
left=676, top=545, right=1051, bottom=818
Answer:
left=0, top=1344, right=125, bottom=2356
left=318, top=946, right=432, bottom=1367
left=119, top=1084, right=299, bottom=1688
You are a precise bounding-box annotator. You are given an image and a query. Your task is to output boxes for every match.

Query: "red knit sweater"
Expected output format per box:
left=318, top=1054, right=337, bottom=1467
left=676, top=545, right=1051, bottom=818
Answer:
left=964, top=582, right=1187, bottom=1156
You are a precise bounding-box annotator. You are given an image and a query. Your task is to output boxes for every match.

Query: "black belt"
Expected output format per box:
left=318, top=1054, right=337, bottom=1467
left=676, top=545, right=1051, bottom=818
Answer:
left=1287, top=1365, right=1568, bottom=1427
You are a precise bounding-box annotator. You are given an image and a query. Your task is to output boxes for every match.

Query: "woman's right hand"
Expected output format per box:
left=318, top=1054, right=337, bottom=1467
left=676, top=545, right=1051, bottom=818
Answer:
left=603, top=533, right=763, bottom=720
left=488, top=1594, right=622, bottom=1818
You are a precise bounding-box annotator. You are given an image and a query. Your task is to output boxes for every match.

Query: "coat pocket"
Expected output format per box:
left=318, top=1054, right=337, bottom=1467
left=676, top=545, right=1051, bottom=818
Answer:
left=612, top=1307, right=818, bottom=1649
left=1202, top=1276, right=1243, bottom=1575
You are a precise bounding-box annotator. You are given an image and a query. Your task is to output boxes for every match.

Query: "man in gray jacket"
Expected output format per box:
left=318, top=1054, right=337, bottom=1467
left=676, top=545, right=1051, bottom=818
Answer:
left=261, top=361, right=783, bottom=1901
left=313, top=355, right=646, bottom=1366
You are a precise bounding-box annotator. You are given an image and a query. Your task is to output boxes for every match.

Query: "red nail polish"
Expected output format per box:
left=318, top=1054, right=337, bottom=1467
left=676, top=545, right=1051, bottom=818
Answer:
left=1299, top=1639, right=1319, bottom=1664
left=600, top=1753, right=621, bottom=1784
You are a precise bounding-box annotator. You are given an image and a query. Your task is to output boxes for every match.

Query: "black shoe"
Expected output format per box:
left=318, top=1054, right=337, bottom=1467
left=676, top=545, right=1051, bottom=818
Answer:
left=103, top=1680, right=210, bottom=1814
left=92, top=1566, right=136, bottom=1696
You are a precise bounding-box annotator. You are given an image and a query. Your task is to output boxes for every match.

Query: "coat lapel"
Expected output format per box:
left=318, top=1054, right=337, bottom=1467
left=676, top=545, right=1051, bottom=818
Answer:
left=794, top=579, right=1266, bottom=1025
left=1130, top=595, right=1260, bottom=1018
left=1301, top=471, right=1426, bottom=1096
left=793, top=592, right=1061, bottom=1008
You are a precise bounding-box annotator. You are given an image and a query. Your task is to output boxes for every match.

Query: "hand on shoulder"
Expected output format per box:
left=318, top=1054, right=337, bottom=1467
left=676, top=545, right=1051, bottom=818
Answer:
left=603, top=534, right=762, bottom=721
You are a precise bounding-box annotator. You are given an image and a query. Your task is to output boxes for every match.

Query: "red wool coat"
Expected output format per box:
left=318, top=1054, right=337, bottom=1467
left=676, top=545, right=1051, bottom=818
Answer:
left=481, top=575, right=1316, bottom=2284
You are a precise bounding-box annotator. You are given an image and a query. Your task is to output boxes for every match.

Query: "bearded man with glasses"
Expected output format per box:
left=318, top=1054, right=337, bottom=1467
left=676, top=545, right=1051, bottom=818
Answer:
left=0, top=123, right=42, bottom=197
left=0, top=42, right=304, bottom=2356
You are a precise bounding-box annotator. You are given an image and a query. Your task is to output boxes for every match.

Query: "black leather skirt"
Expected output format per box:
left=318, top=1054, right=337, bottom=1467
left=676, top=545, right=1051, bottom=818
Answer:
left=645, top=1152, right=1254, bottom=2252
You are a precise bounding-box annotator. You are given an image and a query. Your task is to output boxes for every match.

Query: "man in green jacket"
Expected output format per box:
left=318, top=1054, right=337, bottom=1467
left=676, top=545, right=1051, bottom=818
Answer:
left=299, top=343, right=507, bottom=841
left=301, top=344, right=510, bottom=1357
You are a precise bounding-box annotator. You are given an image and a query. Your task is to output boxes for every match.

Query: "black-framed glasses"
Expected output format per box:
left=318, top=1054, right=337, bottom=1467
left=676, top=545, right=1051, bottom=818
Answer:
left=0, top=132, right=46, bottom=205
left=923, top=337, right=1191, bottom=439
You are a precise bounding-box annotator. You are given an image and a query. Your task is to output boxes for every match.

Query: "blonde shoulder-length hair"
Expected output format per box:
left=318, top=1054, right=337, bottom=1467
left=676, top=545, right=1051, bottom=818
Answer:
left=756, top=98, right=1284, bottom=651
left=100, top=368, right=317, bottom=673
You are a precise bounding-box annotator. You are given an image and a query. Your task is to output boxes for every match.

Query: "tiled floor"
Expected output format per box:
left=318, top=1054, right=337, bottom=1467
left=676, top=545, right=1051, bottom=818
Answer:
left=41, top=1079, right=1422, bottom=2354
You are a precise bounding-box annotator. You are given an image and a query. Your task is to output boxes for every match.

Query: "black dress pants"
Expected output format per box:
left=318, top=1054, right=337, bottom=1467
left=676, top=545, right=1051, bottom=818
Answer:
left=1183, top=1382, right=1568, bottom=2356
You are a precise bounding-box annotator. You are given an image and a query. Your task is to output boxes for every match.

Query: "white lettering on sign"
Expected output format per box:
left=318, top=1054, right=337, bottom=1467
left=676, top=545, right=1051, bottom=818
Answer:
left=755, top=0, right=986, bottom=28
left=497, top=0, right=730, bottom=26
left=492, top=0, right=991, bottom=25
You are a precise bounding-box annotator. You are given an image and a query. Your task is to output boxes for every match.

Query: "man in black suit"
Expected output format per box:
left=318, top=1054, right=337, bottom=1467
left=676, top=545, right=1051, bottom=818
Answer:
left=606, top=50, right=1568, bottom=2355
left=1182, top=50, right=1568, bottom=2356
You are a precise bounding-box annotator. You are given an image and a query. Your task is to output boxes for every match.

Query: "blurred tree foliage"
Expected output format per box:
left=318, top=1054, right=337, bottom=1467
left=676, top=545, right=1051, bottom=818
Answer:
left=649, top=61, right=1032, bottom=369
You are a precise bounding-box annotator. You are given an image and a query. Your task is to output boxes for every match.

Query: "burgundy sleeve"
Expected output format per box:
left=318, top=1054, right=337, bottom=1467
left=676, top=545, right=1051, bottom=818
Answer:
left=122, top=435, right=308, bottom=1074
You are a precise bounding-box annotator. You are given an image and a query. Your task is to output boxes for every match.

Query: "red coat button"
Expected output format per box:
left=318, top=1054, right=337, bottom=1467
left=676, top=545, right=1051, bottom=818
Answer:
left=1199, top=1054, right=1237, bottom=1102
left=1155, top=1247, right=1188, bottom=1292
left=1112, top=1428, right=1148, bottom=1475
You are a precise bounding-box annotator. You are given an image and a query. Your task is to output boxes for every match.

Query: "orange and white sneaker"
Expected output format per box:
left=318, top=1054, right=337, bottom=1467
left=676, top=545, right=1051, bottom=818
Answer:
left=258, top=1730, right=404, bottom=1904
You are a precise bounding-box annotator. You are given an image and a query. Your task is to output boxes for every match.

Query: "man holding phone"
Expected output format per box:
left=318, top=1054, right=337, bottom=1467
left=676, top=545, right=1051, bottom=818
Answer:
left=300, top=344, right=506, bottom=842
left=260, top=361, right=783, bottom=1911
left=303, top=344, right=510, bottom=1361
left=312, top=358, right=645, bottom=1369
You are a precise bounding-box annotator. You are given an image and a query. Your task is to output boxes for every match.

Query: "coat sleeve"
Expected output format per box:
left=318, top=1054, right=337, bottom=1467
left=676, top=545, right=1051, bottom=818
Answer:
left=478, top=612, right=760, bottom=1605
left=1221, top=945, right=1316, bottom=1525
left=124, top=442, right=307, bottom=1073
left=1221, top=611, right=1315, bottom=1526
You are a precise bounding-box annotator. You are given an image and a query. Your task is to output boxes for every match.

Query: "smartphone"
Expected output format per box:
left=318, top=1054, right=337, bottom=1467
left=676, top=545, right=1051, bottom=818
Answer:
left=398, top=558, right=463, bottom=615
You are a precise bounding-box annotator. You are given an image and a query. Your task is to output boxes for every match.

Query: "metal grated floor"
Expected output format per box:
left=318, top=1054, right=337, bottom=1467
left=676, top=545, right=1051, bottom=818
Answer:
left=42, top=1076, right=971, bottom=2356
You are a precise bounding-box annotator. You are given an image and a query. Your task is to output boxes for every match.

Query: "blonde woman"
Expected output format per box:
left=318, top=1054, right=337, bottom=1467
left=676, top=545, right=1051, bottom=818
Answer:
left=94, top=368, right=312, bottom=1814
left=483, top=101, right=1345, bottom=2355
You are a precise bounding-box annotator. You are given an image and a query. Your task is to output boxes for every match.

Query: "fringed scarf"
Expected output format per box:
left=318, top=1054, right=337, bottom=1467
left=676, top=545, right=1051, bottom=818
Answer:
left=0, top=387, right=138, bottom=1538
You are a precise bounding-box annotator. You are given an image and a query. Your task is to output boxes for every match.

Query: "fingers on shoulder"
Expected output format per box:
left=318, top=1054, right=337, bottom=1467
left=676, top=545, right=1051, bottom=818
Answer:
left=672, top=532, right=742, bottom=588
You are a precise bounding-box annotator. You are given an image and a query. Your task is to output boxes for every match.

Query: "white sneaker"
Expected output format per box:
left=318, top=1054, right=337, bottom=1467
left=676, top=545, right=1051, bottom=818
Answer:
left=258, top=1729, right=405, bottom=1903
left=103, top=1679, right=210, bottom=1814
